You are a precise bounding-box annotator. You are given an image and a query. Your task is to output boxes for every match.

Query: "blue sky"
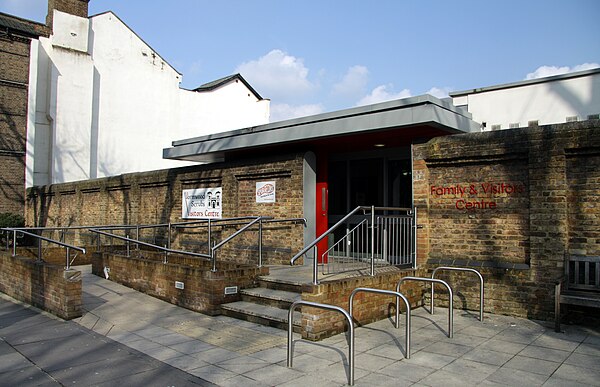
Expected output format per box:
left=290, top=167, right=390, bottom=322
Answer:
left=2, top=0, right=599, bottom=121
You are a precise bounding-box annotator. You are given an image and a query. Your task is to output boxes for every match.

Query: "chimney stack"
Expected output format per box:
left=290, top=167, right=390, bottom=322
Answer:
left=46, top=0, right=90, bottom=30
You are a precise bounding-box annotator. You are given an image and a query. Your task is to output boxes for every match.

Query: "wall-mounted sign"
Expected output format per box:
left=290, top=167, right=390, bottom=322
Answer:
left=430, top=182, right=526, bottom=210
left=182, top=187, right=222, bottom=219
left=256, top=181, right=276, bottom=203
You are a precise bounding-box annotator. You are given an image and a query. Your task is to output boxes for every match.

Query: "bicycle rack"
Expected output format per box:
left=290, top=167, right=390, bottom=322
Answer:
left=349, top=287, right=411, bottom=359
left=397, top=276, right=454, bottom=338
left=432, top=266, right=484, bottom=321
left=287, top=300, right=355, bottom=386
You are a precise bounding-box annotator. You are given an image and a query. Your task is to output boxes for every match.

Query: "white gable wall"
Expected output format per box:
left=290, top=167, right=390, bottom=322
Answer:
left=26, top=10, right=270, bottom=187
left=178, top=81, right=270, bottom=139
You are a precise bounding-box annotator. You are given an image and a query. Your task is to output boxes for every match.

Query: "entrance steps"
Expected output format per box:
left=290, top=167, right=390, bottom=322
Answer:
left=220, top=275, right=303, bottom=332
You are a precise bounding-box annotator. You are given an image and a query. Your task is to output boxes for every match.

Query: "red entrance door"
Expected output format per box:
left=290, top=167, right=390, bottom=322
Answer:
left=316, top=182, right=328, bottom=263
left=315, top=152, right=328, bottom=263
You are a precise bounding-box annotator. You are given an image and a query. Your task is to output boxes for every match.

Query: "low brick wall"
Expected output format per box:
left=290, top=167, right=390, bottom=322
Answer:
left=301, top=267, right=425, bottom=340
left=0, top=251, right=82, bottom=319
left=92, top=251, right=268, bottom=315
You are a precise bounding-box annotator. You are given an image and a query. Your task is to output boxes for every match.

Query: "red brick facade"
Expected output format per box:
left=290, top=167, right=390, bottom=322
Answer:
left=26, top=154, right=307, bottom=265
left=413, top=120, right=600, bottom=319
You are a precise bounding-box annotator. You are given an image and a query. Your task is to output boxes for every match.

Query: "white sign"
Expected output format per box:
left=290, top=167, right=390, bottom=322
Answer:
left=182, top=187, right=222, bottom=219
left=256, top=181, right=276, bottom=203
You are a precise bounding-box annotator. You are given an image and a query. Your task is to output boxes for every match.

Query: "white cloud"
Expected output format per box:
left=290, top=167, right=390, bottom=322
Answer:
left=356, top=84, right=412, bottom=107
left=332, top=65, right=369, bottom=97
left=525, top=63, right=600, bottom=80
left=270, top=103, right=324, bottom=122
left=236, top=49, right=317, bottom=102
left=425, top=87, right=451, bottom=99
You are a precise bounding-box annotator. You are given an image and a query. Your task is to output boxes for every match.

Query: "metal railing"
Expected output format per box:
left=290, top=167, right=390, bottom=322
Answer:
left=210, top=216, right=269, bottom=271
left=349, top=287, right=411, bottom=359
left=90, top=216, right=305, bottom=272
left=3, top=216, right=306, bottom=272
left=90, top=229, right=210, bottom=263
left=290, top=206, right=416, bottom=285
left=397, top=276, right=453, bottom=338
left=287, top=300, right=355, bottom=386
left=432, top=267, right=484, bottom=321
left=1, top=228, right=86, bottom=270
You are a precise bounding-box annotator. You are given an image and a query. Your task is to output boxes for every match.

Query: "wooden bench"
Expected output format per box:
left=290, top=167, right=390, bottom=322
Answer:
left=555, top=255, right=600, bottom=332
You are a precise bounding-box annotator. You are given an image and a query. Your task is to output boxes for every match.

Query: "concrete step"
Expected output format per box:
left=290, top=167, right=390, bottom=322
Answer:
left=257, top=276, right=304, bottom=293
left=241, top=287, right=301, bottom=309
left=221, top=301, right=302, bottom=332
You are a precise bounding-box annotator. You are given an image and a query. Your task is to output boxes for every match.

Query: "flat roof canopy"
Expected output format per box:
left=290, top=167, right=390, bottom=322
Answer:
left=163, top=94, right=480, bottom=163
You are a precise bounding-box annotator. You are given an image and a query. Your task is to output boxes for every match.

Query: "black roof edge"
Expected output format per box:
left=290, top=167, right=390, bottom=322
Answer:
left=191, top=73, right=264, bottom=100
left=0, top=12, right=46, bottom=38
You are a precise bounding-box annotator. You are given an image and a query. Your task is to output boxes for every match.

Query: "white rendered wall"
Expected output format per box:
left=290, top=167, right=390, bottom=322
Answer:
left=453, top=72, right=600, bottom=130
left=178, top=81, right=270, bottom=139
left=26, top=10, right=270, bottom=187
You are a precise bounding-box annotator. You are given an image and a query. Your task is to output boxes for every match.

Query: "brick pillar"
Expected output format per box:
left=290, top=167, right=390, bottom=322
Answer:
left=46, top=0, right=90, bottom=30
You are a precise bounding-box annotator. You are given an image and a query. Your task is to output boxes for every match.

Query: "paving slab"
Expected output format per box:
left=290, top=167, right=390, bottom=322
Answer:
left=2, top=265, right=600, bottom=386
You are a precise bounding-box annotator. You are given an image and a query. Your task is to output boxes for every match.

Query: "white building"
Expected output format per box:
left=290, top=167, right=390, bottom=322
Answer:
left=451, top=68, right=600, bottom=131
left=26, top=9, right=269, bottom=187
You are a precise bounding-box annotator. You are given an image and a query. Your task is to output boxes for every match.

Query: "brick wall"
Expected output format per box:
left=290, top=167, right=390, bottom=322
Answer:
left=26, top=154, right=307, bottom=265
left=91, top=251, right=268, bottom=315
left=0, top=251, right=82, bottom=319
left=301, top=268, right=426, bottom=340
left=0, top=33, right=31, bottom=216
left=413, top=120, right=600, bottom=320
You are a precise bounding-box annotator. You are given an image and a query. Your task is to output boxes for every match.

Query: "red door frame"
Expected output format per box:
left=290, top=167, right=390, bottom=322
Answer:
left=315, top=151, right=328, bottom=263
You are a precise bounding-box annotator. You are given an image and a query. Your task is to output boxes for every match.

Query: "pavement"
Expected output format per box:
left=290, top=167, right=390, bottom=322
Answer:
left=0, top=266, right=599, bottom=386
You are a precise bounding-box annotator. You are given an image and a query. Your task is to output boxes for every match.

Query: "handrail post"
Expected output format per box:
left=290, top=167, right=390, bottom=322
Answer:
left=211, top=241, right=217, bottom=272
left=313, top=245, right=318, bottom=285
left=370, top=205, right=375, bottom=276
left=126, top=234, right=131, bottom=257
left=66, top=246, right=70, bottom=270
left=413, top=207, right=418, bottom=269
left=12, top=230, right=17, bottom=257
left=37, top=236, right=42, bottom=262
left=207, top=219, right=212, bottom=255
left=258, top=217, right=263, bottom=268
left=136, top=225, right=140, bottom=251
left=167, top=222, right=172, bottom=250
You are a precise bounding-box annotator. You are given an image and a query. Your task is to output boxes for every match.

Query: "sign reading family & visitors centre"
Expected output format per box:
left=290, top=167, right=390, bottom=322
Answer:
left=182, top=187, right=222, bottom=219
left=430, top=182, right=525, bottom=210
left=256, top=181, right=276, bottom=203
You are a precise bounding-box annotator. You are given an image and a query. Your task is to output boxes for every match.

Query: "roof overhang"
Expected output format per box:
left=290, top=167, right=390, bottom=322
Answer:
left=163, top=94, right=480, bottom=163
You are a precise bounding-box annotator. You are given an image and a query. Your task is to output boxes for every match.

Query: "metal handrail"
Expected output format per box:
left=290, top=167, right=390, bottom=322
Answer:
left=1, top=228, right=86, bottom=270
left=349, top=287, right=411, bottom=359
left=90, top=229, right=211, bottom=261
left=397, top=276, right=453, bottom=338
left=287, top=300, right=355, bottom=386
left=322, top=219, right=368, bottom=273
left=210, top=216, right=271, bottom=271
left=290, top=206, right=414, bottom=285
left=432, top=266, right=484, bottom=321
